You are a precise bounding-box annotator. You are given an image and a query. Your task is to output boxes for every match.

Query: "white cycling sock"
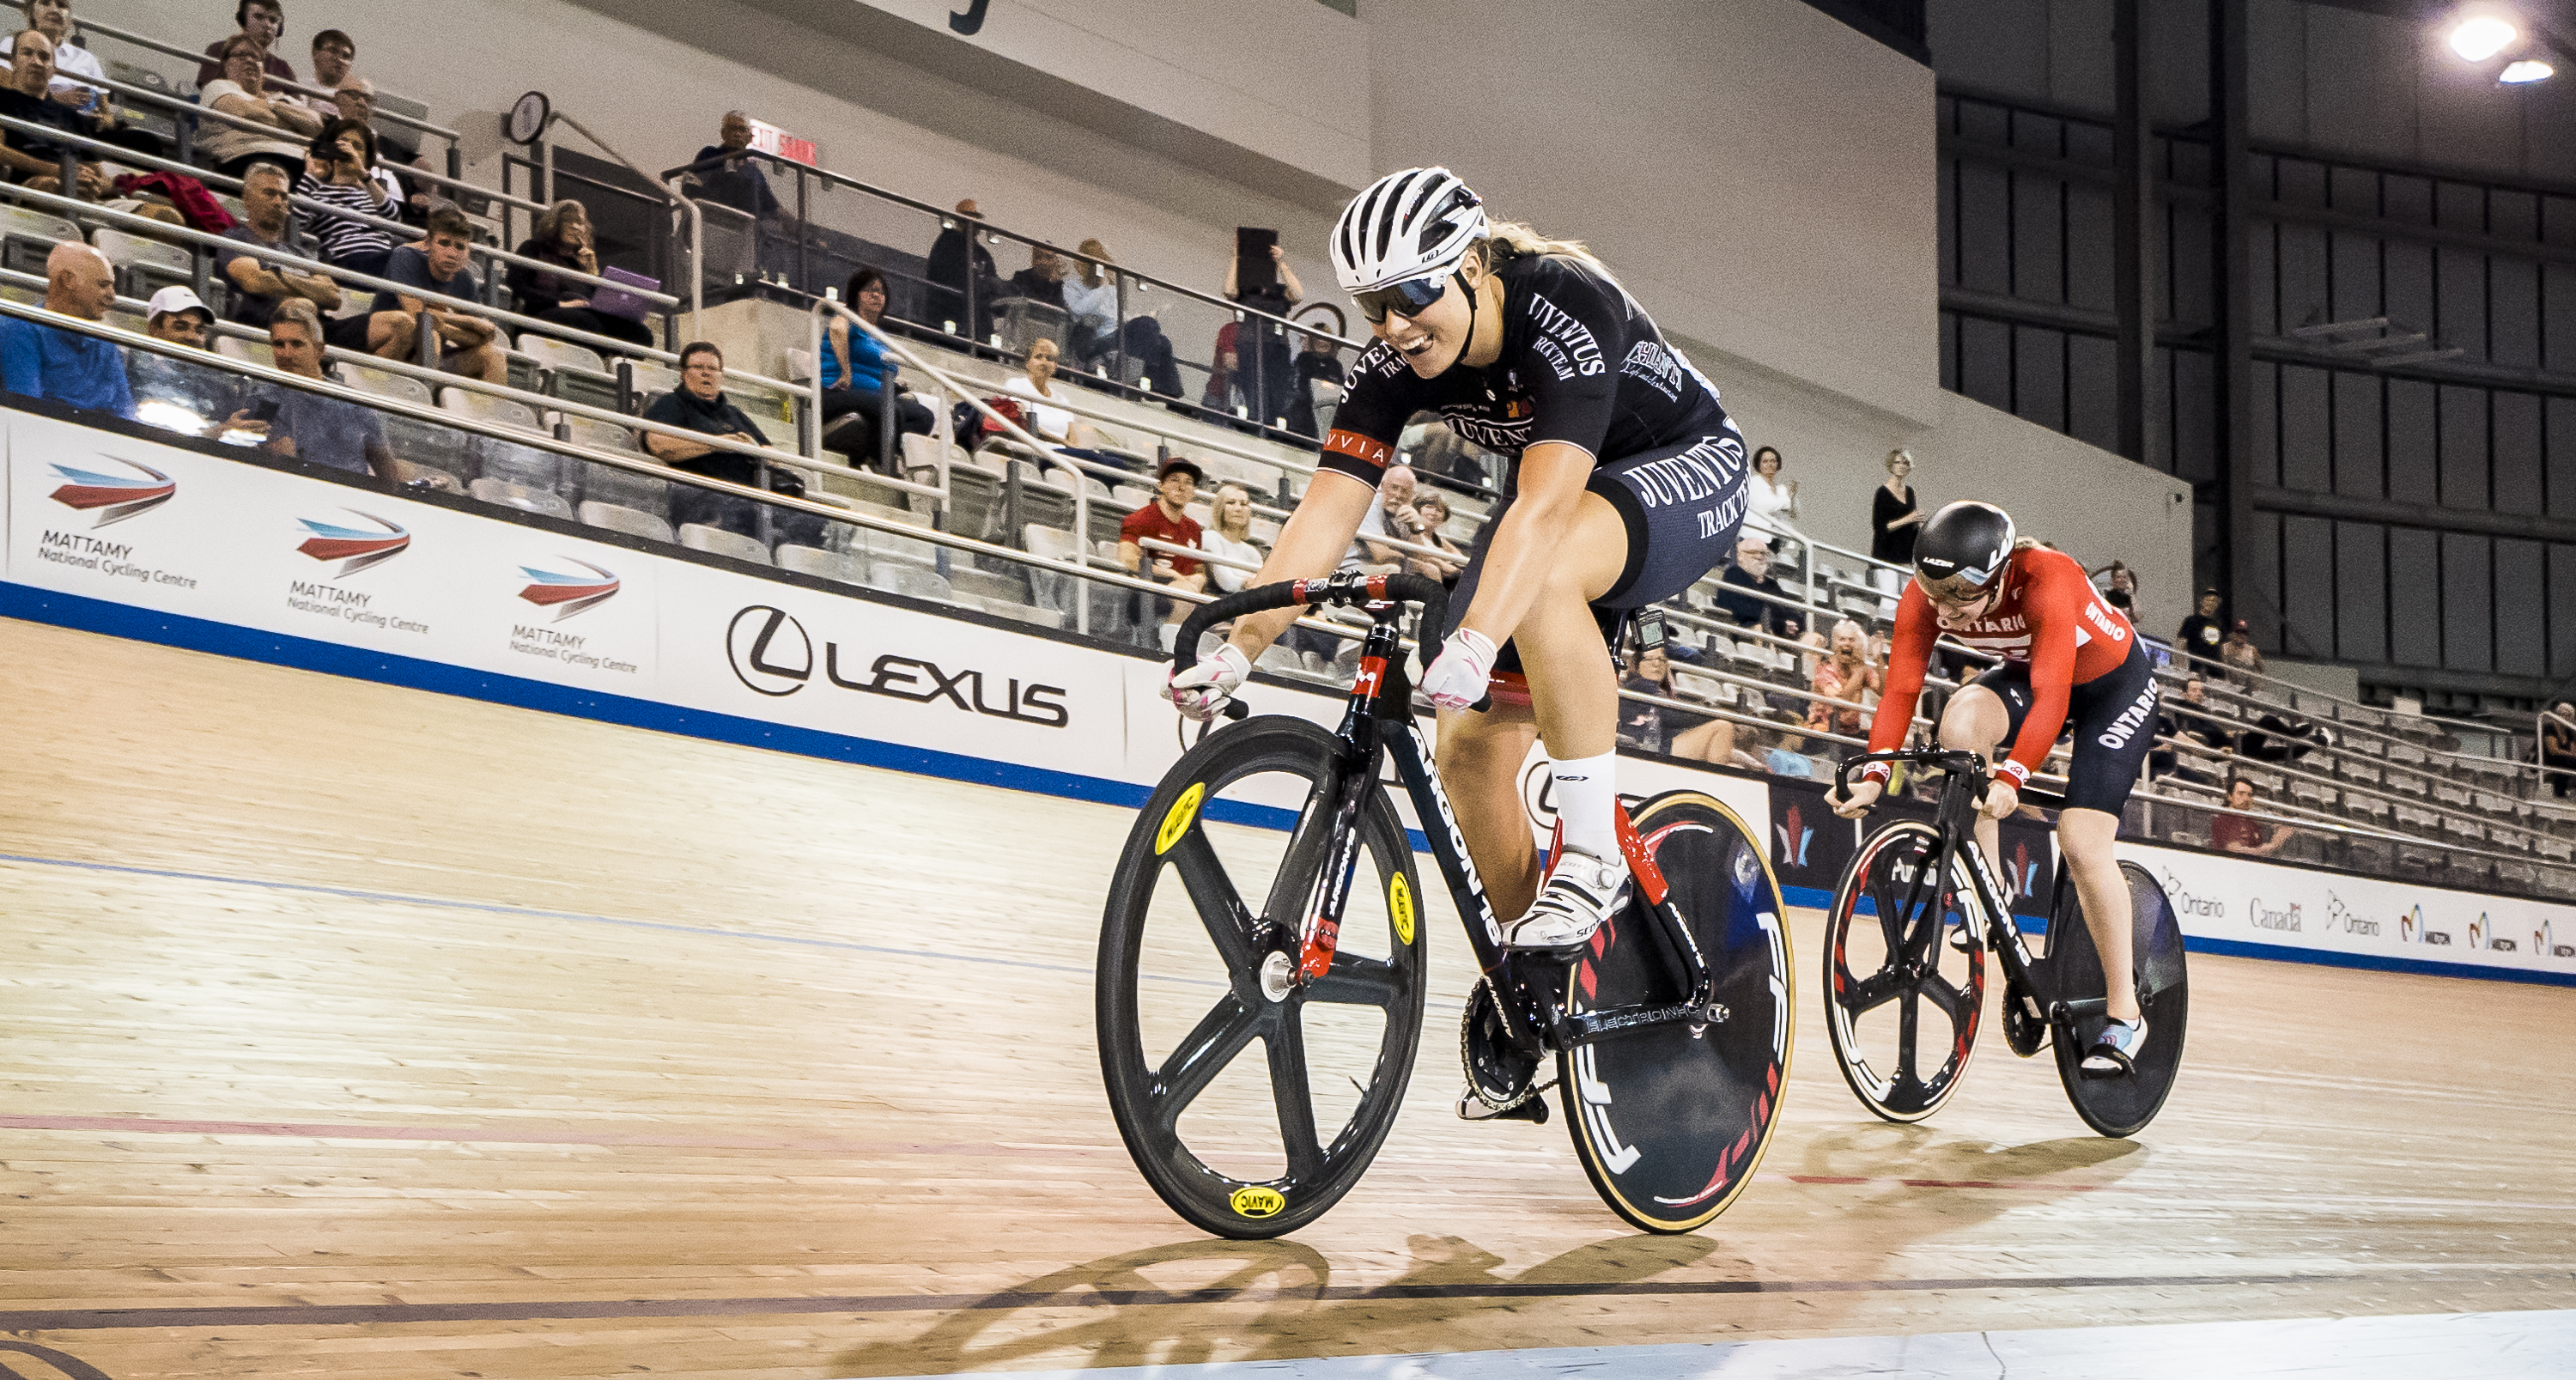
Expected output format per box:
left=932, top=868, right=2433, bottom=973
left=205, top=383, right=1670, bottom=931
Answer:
left=1550, top=751, right=1621, bottom=862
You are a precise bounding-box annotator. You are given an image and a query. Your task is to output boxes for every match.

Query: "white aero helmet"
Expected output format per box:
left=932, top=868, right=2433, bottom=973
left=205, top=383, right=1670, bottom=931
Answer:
left=1330, top=166, right=1488, bottom=294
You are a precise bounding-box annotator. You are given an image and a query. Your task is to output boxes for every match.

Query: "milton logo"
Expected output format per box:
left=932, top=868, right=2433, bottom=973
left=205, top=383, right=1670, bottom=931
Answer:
left=2399, top=904, right=2451, bottom=945
left=1774, top=801, right=1812, bottom=867
left=48, top=458, right=174, bottom=526
left=516, top=558, right=620, bottom=621
left=2470, top=912, right=2517, bottom=952
left=2537, top=921, right=2573, bottom=959
left=295, top=510, right=410, bottom=576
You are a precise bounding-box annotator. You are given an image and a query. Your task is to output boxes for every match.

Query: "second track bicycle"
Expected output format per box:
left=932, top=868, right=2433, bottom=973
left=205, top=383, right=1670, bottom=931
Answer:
left=1096, top=573, right=1793, bottom=1237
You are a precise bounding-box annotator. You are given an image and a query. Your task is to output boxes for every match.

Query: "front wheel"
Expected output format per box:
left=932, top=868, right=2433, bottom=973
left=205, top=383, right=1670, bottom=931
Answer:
left=1097, top=714, right=1427, bottom=1238
left=1821, top=820, right=1985, bottom=1122
left=1558, top=790, right=1793, bottom=1234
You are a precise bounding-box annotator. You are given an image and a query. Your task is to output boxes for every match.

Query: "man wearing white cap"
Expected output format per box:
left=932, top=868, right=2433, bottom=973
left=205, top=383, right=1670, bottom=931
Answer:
left=144, top=285, right=213, bottom=350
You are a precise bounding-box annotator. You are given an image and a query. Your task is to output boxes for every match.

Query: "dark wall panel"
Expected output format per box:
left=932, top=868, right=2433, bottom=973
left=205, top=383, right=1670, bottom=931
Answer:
left=2386, top=378, right=2438, bottom=506
left=2013, top=325, right=2065, bottom=431
left=1960, top=316, right=2011, bottom=411
left=2545, top=263, right=2576, bottom=374
left=2277, top=222, right=2330, bottom=331
left=2493, top=391, right=2543, bottom=517
left=2167, top=205, right=2212, bottom=328
left=2439, top=385, right=2489, bottom=512
left=2252, top=360, right=2280, bottom=488
left=2066, top=184, right=2112, bottom=313
left=1940, top=310, right=1960, bottom=392
left=2440, top=531, right=2493, bottom=672
left=2282, top=515, right=2337, bottom=660
left=2389, top=526, right=2441, bottom=667
left=1938, top=156, right=1959, bottom=287
left=2334, top=521, right=2387, bottom=666
left=2494, top=538, right=2546, bottom=679
left=2383, top=238, right=2434, bottom=335
left=2280, top=365, right=2330, bottom=492
left=2250, top=220, right=2279, bottom=336
left=2330, top=229, right=2380, bottom=324
left=2170, top=349, right=2213, bottom=483
left=2013, top=173, right=2064, bottom=303
left=2332, top=370, right=2382, bottom=499
left=1959, top=163, right=2012, bottom=294
left=2550, top=397, right=2576, bottom=521
left=2437, top=247, right=2488, bottom=362
left=2247, top=510, right=2283, bottom=651
left=2068, top=334, right=2117, bottom=453
left=2552, top=544, right=2576, bottom=679
left=2490, top=258, right=2539, bottom=369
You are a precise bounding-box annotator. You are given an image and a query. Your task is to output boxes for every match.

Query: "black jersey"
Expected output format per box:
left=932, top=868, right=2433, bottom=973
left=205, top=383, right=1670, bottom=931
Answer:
left=1320, top=251, right=1731, bottom=485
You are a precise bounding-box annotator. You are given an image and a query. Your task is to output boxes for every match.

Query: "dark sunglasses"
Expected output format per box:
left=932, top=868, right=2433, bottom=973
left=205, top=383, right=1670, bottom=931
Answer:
left=1355, top=273, right=1450, bottom=325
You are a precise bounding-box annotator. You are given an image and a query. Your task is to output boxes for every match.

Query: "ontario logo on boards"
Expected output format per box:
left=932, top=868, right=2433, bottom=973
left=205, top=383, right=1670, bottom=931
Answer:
left=516, top=558, right=621, bottom=621
left=2323, top=891, right=2382, bottom=939
left=2160, top=867, right=2225, bottom=919
left=721, top=605, right=1069, bottom=726
left=295, top=510, right=410, bottom=576
left=47, top=457, right=174, bottom=526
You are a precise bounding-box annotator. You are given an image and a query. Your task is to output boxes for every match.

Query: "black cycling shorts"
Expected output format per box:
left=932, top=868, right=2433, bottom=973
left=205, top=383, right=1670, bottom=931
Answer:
left=1972, top=638, right=2160, bottom=816
left=1444, top=426, right=1750, bottom=676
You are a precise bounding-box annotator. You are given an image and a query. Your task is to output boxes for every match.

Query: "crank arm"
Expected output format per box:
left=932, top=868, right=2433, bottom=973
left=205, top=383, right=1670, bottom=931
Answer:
left=1553, top=999, right=1729, bottom=1048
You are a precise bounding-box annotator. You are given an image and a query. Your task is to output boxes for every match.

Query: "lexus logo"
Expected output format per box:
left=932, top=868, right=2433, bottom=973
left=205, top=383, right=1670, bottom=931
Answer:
left=728, top=605, right=811, bottom=696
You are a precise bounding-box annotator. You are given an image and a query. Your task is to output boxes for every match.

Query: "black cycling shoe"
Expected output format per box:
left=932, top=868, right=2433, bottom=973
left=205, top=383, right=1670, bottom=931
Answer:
left=2078, top=1016, right=2147, bottom=1079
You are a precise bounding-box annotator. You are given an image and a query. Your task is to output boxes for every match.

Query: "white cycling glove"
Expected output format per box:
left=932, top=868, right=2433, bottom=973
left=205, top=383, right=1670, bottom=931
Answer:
left=1420, top=627, right=1498, bottom=712
left=1165, top=643, right=1251, bottom=722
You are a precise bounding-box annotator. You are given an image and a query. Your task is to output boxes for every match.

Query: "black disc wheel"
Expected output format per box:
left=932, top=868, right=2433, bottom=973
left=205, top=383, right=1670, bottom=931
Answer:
left=1097, top=714, right=1427, bottom=1239
left=1822, top=821, right=1986, bottom=1123
left=2044, top=860, right=2190, bottom=1138
left=1558, top=790, right=1793, bottom=1234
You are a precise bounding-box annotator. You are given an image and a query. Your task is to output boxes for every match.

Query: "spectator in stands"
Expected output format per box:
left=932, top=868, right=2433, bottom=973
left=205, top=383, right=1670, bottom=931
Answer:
left=641, top=340, right=805, bottom=539
left=1412, top=492, right=1469, bottom=585
left=0, top=240, right=130, bottom=417
left=1220, top=239, right=1302, bottom=426
left=125, top=285, right=246, bottom=436
left=331, top=82, right=429, bottom=224
left=1618, top=646, right=1728, bottom=761
left=1806, top=617, right=1881, bottom=751
left=1062, top=238, right=1119, bottom=369
left=3, top=1, right=102, bottom=109
left=1118, top=458, right=1206, bottom=649
left=2543, top=702, right=2575, bottom=799
left=926, top=198, right=999, bottom=342
left=684, top=110, right=781, bottom=222
left=2095, top=560, right=2139, bottom=615
left=2176, top=589, right=2225, bottom=666
left=1338, top=463, right=1424, bottom=574
left=196, top=0, right=295, bottom=88
left=0, top=29, right=105, bottom=191
left=244, top=297, right=392, bottom=477
left=1716, top=534, right=1803, bottom=640
left=1746, top=445, right=1799, bottom=539
left=1870, top=448, right=1919, bottom=611
left=1001, top=337, right=1122, bottom=477
left=369, top=202, right=505, bottom=384
left=2221, top=618, right=2264, bottom=687
left=199, top=33, right=321, bottom=179
left=1005, top=242, right=1064, bottom=302
left=220, top=161, right=407, bottom=360
left=299, top=27, right=352, bottom=114
left=1285, top=330, right=1343, bottom=439
left=2210, top=777, right=2295, bottom=857
left=505, top=198, right=652, bottom=350
left=295, top=119, right=398, bottom=276
left=1200, top=482, right=1267, bottom=595
left=815, top=265, right=933, bottom=471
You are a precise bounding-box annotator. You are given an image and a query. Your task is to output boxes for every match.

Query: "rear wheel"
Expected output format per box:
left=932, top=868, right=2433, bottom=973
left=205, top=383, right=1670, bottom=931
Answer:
left=1097, top=715, right=1427, bottom=1238
left=1558, top=790, right=1792, bottom=1234
left=1821, top=820, right=1985, bottom=1122
left=2045, top=860, right=2190, bottom=1138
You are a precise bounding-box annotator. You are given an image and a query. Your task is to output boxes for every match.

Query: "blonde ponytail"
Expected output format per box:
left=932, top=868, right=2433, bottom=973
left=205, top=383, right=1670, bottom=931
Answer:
left=1473, top=220, right=1619, bottom=286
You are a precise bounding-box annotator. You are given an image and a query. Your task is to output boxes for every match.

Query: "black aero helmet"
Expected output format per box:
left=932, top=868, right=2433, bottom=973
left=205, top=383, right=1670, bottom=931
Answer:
left=1912, top=501, right=2016, bottom=599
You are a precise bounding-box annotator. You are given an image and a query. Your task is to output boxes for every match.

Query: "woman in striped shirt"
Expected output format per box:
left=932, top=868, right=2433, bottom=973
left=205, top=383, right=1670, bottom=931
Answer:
left=293, top=119, right=399, bottom=277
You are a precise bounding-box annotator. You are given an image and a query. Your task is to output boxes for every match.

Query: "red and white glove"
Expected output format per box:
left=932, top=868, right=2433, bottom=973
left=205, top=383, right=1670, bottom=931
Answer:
left=1419, top=627, right=1498, bottom=712
left=1165, top=644, right=1250, bottom=722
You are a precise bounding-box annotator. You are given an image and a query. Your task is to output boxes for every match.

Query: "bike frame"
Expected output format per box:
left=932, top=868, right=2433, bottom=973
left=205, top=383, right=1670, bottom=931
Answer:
left=1259, top=578, right=1722, bottom=1057
left=1844, top=748, right=2057, bottom=1032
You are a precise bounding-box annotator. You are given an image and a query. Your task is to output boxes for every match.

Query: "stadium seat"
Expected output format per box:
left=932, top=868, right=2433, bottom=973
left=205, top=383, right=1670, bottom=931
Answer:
left=866, top=560, right=951, bottom=601
left=341, top=363, right=434, bottom=407
left=776, top=544, right=866, bottom=586
left=963, top=593, right=1066, bottom=629
left=468, top=477, right=574, bottom=520
left=677, top=523, right=772, bottom=565
left=91, top=228, right=191, bottom=298
left=576, top=501, right=673, bottom=544
left=211, top=335, right=273, bottom=368
left=0, top=205, right=80, bottom=276
left=517, top=334, right=606, bottom=376
left=441, top=387, right=544, bottom=434
left=577, top=463, right=669, bottom=514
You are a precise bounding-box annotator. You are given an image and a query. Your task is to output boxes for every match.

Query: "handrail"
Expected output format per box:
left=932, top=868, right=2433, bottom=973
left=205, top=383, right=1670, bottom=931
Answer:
left=18, top=1, right=457, bottom=142
left=0, top=180, right=787, bottom=393
left=0, top=112, right=678, bottom=308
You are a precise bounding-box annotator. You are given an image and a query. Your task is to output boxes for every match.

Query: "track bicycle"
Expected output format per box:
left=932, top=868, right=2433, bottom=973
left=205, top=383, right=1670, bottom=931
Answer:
left=1096, top=573, right=1793, bottom=1237
left=1820, top=747, right=2190, bottom=1137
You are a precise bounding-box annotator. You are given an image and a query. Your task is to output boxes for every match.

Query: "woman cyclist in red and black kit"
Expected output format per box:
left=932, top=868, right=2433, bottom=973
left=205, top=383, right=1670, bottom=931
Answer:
left=1165, top=167, right=1753, bottom=957
left=1825, top=502, right=2164, bottom=1076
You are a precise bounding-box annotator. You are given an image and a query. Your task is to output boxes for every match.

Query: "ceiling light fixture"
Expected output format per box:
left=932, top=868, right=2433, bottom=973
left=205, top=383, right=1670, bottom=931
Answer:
left=2449, top=15, right=2520, bottom=61
left=2499, top=58, right=2555, bottom=82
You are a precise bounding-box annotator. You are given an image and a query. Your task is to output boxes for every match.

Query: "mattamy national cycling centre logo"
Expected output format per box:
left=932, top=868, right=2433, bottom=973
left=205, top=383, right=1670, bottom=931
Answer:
left=515, top=558, right=621, bottom=621
left=47, top=457, right=175, bottom=526
left=294, top=510, right=410, bottom=576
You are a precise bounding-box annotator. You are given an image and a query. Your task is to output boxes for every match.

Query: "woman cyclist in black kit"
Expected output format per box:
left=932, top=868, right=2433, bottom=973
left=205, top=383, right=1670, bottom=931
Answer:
left=1166, top=167, right=1753, bottom=956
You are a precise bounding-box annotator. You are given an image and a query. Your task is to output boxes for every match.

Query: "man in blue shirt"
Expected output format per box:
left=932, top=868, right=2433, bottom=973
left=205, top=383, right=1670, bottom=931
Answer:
left=0, top=241, right=133, bottom=418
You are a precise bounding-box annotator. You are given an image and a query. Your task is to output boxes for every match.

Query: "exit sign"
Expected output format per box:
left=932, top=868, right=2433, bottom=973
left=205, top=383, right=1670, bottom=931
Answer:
left=746, top=117, right=817, bottom=167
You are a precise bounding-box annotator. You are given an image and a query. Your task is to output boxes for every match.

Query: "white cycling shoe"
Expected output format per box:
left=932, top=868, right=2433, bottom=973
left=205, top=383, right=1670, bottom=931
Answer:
left=1501, top=844, right=1631, bottom=954
left=2079, top=1014, right=2148, bottom=1079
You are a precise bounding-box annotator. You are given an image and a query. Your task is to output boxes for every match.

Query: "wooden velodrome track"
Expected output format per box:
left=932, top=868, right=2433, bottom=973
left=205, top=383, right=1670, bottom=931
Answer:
left=2, top=615, right=2571, bottom=1380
